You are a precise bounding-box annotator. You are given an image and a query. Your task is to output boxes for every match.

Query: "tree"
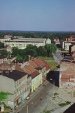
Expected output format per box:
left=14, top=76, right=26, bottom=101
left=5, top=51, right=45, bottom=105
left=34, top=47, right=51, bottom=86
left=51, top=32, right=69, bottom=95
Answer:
left=25, top=48, right=37, bottom=57
left=0, top=42, right=4, bottom=48
left=16, top=54, right=23, bottom=62
left=12, top=47, right=19, bottom=56
left=37, top=46, right=47, bottom=56
left=25, top=45, right=38, bottom=57
left=45, top=44, right=57, bottom=57
left=0, top=92, right=10, bottom=101
left=16, top=54, right=28, bottom=62
left=26, top=44, right=38, bottom=52
left=0, top=50, right=8, bottom=58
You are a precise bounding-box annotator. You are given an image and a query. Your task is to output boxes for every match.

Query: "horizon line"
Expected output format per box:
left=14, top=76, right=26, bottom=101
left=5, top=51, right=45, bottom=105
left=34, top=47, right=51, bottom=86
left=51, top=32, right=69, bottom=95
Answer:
left=0, top=30, right=75, bottom=33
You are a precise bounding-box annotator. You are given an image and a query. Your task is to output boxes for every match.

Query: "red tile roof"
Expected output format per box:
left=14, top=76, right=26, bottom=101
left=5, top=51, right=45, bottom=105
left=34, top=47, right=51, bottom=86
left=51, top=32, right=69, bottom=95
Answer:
left=0, top=63, right=14, bottom=71
left=33, top=58, right=45, bottom=68
left=21, top=62, right=39, bottom=78
left=30, top=58, right=50, bottom=70
left=41, top=60, right=50, bottom=70
left=0, top=58, right=50, bottom=79
left=28, top=60, right=38, bottom=69
left=61, top=61, right=75, bottom=82
left=15, top=64, right=24, bottom=72
left=31, top=71, right=39, bottom=78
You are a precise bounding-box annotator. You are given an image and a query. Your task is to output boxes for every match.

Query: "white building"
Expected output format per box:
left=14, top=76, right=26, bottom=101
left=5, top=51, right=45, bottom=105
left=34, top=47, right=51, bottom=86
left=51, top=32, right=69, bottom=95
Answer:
left=45, top=38, right=51, bottom=44
left=4, top=38, right=51, bottom=49
left=62, top=41, right=71, bottom=51
left=0, top=35, right=12, bottom=43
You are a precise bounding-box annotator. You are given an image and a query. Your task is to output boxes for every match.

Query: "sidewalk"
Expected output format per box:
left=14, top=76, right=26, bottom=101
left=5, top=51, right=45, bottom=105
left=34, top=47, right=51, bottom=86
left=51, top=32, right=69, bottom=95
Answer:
left=52, top=104, right=72, bottom=113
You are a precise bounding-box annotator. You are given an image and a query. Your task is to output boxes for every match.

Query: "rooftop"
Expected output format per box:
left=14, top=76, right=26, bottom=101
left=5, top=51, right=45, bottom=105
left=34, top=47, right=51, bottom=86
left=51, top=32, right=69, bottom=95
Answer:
left=60, top=61, right=75, bottom=80
left=0, top=70, right=26, bottom=81
left=21, top=62, right=39, bottom=78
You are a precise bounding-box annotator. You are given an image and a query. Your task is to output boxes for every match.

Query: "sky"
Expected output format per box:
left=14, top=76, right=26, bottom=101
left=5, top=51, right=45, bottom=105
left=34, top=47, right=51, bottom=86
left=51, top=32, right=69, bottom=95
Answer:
left=0, top=0, right=75, bottom=31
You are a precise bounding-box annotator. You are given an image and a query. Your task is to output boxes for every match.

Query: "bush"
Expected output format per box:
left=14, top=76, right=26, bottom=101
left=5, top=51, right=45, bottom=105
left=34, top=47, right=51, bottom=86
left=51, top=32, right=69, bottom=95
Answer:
left=54, top=92, right=58, bottom=96
left=43, top=110, right=51, bottom=113
left=59, top=101, right=71, bottom=107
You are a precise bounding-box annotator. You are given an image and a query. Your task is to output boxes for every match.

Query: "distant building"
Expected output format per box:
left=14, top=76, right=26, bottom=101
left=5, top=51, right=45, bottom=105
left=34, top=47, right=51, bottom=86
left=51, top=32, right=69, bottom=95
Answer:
left=69, top=44, right=75, bottom=55
left=45, top=38, right=51, bottom=44
left=54, top=38, right=60, bottom=45
left=5, top=45, right=12, bottom=53
left=4, top=38, right=47, bottom=49
left=62, top=41, right=72, bottom=51
left=0, top=35, right=11, bottom=43
left=59, top=61, right=75, bottom=88
left=62, top=36, right=75, bottom=51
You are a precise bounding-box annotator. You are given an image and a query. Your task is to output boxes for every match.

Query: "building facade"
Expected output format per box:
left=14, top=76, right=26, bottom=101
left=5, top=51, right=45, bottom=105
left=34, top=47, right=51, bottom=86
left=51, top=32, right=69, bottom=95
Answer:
left=59, top=61, right=75, bottom=88
left=0, top=67, right=30, bottom=108
left=20, top=61, right=43, bottom=93
left=4, top=38, right=47, bottom=49
left=0, top=58, right=50, bottom=108
left=4, top=37, right=51, bottom=49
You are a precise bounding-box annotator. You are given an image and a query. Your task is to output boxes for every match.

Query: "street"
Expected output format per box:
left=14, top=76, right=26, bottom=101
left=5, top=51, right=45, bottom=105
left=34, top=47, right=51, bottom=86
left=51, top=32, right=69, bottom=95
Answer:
left=17, top=81, right=75, bottom=113
left=13, top=50, right=72, bottom=113
left=18, top=81, right=57, bottom=113
left=10, top=77, right=75, bottom=113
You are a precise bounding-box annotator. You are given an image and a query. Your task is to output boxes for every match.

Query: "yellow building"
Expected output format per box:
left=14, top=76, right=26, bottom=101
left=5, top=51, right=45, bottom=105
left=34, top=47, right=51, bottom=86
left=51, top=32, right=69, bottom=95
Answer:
left=31, top=73, right=42, bottom=92
left=20, top=62, right=43, bottom=93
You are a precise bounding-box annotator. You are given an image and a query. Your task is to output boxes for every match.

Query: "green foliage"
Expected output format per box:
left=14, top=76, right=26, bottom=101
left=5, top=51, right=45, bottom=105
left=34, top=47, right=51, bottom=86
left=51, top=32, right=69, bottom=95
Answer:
left=25, top=48, right=37, bottom=57
left=39, top=56, right=58, bottom=70
left=16, top=54, right=28, bottom=62
left=54, top=92, right=58, bottom=96
left=45, top=44, right=57, bottom=57
left=37, top=46, right=47, bottom=56
left=43, top=110, right=51, bottom=113
left=0, top=50, right=8, bottom=58
left=12, top=47, right=19, bottom=56
left=12, top=47, right=29, bottom=62
left=11, top=43, right=57, bottom=62
left=59, top=101, right=71, bottom=107
left=0, top=31, right=74, bottom=40
left=0, top=92, right=10, bottom=101
left=0, top=42, right=4, bottom=48
left=16, top=54, right=23, bottom=62
left=25, top=44, right=38, bottom=57
left=26, top=44, right=37, bottom=51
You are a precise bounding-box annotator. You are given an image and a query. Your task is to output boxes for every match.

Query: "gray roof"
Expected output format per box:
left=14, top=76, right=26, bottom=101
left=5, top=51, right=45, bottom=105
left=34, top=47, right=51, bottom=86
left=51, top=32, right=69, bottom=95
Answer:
left=0, top=70, right=27, bottom=81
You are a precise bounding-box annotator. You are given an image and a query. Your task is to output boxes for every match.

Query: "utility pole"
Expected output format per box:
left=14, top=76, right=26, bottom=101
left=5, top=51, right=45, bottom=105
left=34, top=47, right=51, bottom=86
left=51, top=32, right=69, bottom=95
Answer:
left=27, top=105, right=28, bottom=113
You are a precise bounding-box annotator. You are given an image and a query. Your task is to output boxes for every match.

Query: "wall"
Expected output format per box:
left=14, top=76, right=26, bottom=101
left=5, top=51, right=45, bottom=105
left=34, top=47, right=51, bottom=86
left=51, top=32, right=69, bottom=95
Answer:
left=64, top=42, right=71, bottom=51
left=31, top=73, right=42, bottom=92
left=0, top=75, right=15, bottom=94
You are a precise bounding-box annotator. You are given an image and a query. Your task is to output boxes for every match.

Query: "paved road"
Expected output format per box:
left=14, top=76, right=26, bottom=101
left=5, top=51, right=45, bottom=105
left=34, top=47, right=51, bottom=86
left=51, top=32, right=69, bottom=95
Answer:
left=18, top=81, right=56, bottom=113
left=12, top=78, right=74, bottom=113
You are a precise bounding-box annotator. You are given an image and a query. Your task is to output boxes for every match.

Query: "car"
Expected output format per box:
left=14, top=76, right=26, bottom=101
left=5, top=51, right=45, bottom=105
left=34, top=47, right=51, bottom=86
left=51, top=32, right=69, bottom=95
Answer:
left=26, top=96, right=30, bottom=100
